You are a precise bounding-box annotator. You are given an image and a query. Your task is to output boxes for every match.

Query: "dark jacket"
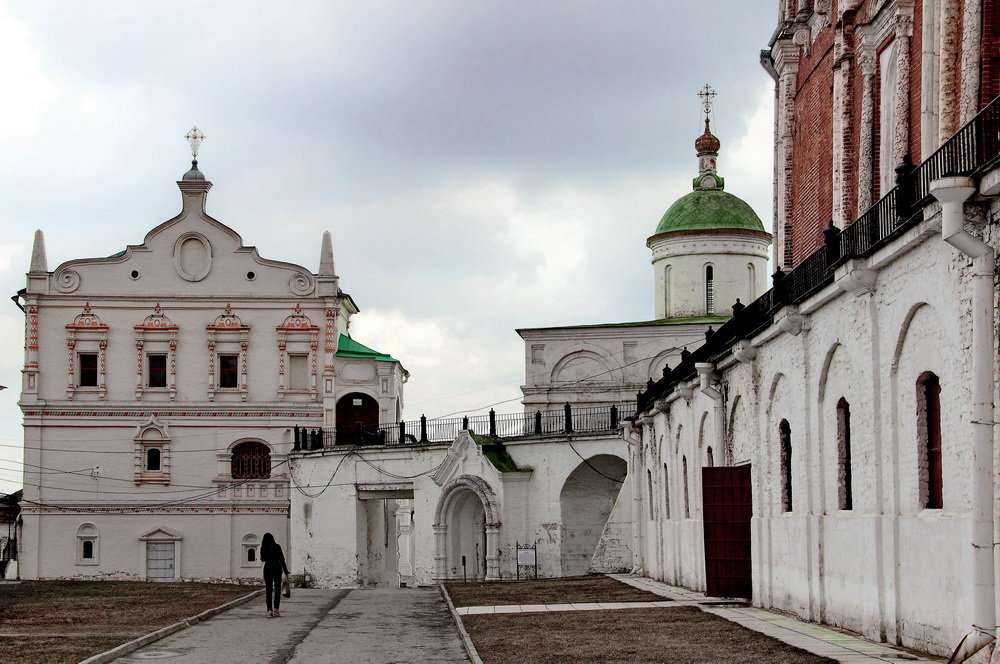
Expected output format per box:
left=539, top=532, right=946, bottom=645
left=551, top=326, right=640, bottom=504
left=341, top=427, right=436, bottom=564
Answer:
left=261, top=543, right=289, bottom=575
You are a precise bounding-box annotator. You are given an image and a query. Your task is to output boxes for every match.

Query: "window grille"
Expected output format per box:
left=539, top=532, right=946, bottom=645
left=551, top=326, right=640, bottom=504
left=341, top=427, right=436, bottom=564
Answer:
left=231, top=442, right=271, bottom=479
left=705, top=266, right=715, bottom=315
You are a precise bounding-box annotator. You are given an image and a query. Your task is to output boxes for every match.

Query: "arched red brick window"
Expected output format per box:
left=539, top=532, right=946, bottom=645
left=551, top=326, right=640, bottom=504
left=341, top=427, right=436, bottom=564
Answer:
left=836, top=398, right=853, bottom=510
left=779, top=420, right=792, bottom=512
left=231, top=441, right=271, bottom=479
left=916, top=372, right=942, bottom=509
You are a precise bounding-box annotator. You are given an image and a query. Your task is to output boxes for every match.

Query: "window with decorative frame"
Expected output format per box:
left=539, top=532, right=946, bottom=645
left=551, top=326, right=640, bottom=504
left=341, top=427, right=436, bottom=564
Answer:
left=276, top=304, right=319, bottom=400
left=206, top=305, right=250, bottom=401
left=134, top=305, right=178, bottom=399
left=242, top=534, right=260, bottom=568
left=134, top=417, right=171, bottom=485
left=231, top=441, right=271, bottom=479
left=76, top=523, right=98, bottom=565
left=66, top=304, right=108, bottom=399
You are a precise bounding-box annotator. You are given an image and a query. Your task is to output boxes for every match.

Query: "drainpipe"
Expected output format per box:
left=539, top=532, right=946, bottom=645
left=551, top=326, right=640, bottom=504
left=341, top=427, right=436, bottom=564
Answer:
left=931, top=177, right=996, bottom=664
left=695, top=363, right=726, bottom=463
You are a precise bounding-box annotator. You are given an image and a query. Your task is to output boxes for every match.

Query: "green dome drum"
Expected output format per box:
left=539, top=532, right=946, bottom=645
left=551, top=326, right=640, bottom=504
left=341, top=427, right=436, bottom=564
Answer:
left=654, top=189, right=766, bottom=235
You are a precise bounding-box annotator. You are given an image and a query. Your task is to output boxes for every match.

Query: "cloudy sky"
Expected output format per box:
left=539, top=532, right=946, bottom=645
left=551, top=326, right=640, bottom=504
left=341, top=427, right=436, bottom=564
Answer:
left=0, top=1, right=778, bottom=493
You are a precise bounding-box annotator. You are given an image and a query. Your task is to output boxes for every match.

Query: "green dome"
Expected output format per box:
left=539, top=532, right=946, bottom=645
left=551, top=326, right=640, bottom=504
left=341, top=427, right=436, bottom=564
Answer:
left=654, top=189, right=765, bottom=235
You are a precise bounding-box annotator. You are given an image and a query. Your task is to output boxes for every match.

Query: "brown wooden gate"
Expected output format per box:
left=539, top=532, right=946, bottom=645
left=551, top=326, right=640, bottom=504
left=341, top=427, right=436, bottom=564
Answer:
left=702, top=465, right=752, bottom=599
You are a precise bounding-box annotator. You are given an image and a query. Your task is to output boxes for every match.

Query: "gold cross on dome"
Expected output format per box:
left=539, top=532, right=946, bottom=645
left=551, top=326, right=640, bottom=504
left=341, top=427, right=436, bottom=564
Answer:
left=184, top=126, right=205, bottom=158
left=698, top=84, right=717, bottom=118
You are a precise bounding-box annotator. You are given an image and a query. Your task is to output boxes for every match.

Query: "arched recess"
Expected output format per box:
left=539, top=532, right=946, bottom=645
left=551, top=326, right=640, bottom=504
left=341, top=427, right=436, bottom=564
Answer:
left=433, top=475, right=500, bottom=581
left=550, top=350, right=621, bottom=384
left=559, top=454, right=627, bottom=576
left=336, top=392, right=380, bottom=445
left=816, top=342, right=844, bottom=405
left=648, top=348, right=683, bottom=381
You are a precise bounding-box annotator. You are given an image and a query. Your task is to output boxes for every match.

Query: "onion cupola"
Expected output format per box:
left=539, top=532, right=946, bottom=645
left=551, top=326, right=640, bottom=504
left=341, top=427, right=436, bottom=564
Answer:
left=647, top=86, right=772, bottom=320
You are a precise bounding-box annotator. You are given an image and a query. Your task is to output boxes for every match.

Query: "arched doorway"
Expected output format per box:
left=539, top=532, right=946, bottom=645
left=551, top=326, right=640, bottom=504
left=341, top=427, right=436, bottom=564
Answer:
left=336, top=392, right=380, bottom=445
left=559, top=454, right=627, bottom=576
left=434, top=476, right=500, bottom=581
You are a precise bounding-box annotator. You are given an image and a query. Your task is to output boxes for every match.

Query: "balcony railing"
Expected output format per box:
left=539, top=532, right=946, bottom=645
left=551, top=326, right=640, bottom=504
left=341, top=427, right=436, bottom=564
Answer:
left=293, top=402, right=636, bottom=450
left=636, top=94, right=1000, bottom=416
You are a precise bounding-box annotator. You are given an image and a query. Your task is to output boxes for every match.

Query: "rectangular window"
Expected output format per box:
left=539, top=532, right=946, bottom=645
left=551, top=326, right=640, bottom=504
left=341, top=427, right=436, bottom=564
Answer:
left=79, top=353, right=98, bottom=387
left=148, top=354, right=167, bottom=388
left=219, top=354, right=239, bottom=388
left=288, top=353, right=308, bottom=390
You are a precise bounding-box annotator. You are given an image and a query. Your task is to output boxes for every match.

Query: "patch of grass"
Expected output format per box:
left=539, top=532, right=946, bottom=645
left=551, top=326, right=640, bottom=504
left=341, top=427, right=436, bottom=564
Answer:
left=0, top=581, right=253, bottom=664
left=445, top=575, right=663, bottom=607
left=463, top=606, right=837, bottom=664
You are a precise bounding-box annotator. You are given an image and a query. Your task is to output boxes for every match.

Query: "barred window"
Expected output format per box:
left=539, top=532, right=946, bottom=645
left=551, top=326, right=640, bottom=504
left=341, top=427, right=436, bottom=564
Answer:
left=231, top=442, right=271, bottom=479
left=705, top=266, right=715, bottom=315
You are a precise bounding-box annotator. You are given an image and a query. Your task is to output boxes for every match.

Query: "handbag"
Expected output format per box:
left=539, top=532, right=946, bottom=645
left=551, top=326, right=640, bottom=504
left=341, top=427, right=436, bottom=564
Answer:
left=281, top=577, right=291, bottom=598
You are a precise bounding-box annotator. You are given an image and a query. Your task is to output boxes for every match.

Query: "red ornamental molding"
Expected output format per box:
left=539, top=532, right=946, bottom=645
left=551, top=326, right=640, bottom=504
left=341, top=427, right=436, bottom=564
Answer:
left=278, top=304, right=319, bottom=331
left=66, top=303, right=108, bottom=330
left=207, top=304, right=249, bottom=330
left=135, top=304, right=178, bottom=331
left=21, top=409, right=322, bottom=418
left=22, top=506, right=290, bottom=515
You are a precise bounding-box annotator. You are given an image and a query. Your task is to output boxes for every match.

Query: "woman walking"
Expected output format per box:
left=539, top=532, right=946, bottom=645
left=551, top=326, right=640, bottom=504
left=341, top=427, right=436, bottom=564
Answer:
left=260, top=532, right=289, bottom=617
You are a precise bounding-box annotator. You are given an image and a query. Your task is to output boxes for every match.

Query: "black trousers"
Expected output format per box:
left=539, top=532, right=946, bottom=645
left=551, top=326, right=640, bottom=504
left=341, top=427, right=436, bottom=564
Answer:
left=264, top=566, right=283, bottom=611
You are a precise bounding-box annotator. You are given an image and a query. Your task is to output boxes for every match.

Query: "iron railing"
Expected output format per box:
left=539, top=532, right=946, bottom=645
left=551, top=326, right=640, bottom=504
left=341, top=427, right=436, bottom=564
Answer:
left=293, top=402, right=637, bottom=450
left=636, top=94, right=999, bottom=416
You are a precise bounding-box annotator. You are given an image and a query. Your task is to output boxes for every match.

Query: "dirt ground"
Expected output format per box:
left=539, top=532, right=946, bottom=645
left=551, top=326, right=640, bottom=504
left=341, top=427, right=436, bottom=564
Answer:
left=445, top=574, right=664, bottom=607
left=462, top=606, right=837, bottom=664
left=0, top=580, right=254, bottom=664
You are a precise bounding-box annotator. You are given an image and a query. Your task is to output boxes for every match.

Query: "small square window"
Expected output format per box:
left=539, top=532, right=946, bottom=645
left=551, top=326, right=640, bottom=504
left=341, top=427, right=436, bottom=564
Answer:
left=219, top=354, right=239, bottom=388
left=148, top=354, right=167, bottom=388
left=79, top=353, right=98, bottom=387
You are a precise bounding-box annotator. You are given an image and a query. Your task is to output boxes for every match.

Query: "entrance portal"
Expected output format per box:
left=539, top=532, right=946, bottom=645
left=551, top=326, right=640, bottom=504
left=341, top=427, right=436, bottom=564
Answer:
left=336, top=393, right=380, bottom=445
left=702, top=465, right=752, bottom=599
left=433, top=476, right=500, bottom=581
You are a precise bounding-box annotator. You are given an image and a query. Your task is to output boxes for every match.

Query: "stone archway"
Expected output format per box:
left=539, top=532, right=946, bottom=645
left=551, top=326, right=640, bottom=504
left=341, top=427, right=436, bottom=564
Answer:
left=559, top=454, right=627, bottom=576
left=433, top=476, right=500, bottom=581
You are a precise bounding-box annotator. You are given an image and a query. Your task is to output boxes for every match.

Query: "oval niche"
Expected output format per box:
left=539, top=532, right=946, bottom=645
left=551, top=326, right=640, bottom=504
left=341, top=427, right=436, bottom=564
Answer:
left=173, top=233, right=212, bottom=282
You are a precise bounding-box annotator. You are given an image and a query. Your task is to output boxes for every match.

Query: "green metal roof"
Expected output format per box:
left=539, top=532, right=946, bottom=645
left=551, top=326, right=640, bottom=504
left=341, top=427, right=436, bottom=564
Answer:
left=654, top=189, right=765, bottom=234
left=470, top=433, right=525, bottom=472
left=336, top=335, right=399, bottom=363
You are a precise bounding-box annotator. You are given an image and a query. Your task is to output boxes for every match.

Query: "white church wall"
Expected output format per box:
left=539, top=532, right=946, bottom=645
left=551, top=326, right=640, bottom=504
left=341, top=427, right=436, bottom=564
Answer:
left=633, top=204, right=986, bottom=655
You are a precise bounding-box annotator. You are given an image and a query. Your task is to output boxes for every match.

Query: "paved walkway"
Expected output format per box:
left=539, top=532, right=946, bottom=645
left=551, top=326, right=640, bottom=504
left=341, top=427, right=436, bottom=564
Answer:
left=610, top=575, right=943, bottom=663
left=112, top=588, right=469, bottom=664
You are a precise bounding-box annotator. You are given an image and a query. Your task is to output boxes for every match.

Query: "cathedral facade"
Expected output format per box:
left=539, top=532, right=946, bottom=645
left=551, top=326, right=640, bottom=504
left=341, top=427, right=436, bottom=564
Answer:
left=14, top=157, right=405, bottom=581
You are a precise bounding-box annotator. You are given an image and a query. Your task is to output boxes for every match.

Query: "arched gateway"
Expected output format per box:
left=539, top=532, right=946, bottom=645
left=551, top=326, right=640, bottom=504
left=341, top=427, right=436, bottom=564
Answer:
left=433, top=475, right=500, bottom=581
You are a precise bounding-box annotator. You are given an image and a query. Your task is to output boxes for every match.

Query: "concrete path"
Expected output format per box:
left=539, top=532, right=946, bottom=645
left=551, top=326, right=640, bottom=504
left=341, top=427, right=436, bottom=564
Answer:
left=112, top=588, right=469, bottom=664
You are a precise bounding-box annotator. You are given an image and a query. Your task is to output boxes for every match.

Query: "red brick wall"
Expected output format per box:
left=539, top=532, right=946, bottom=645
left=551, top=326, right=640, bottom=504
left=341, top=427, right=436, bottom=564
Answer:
left=782, top=0, right=930, bottom=267
left=983, top=0, right=1000, bottom=107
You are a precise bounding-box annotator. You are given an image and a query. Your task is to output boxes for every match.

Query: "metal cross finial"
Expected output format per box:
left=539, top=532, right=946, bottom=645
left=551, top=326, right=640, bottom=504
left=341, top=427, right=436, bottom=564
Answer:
left=698, top=84, right=717, bottom=118
left=184, top=126, right=205, bottom=159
